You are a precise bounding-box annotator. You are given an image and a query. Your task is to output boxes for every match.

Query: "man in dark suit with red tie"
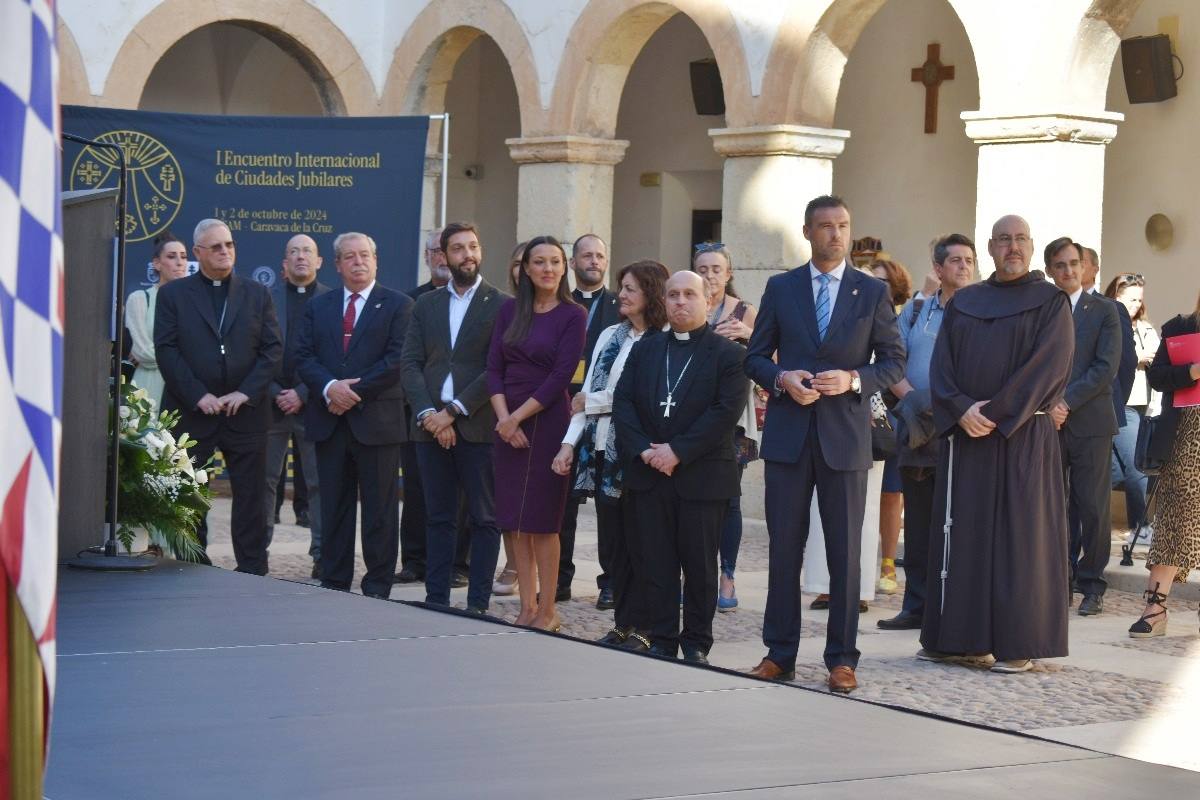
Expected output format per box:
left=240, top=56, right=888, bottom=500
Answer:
left=296, top=232, right=413, bottom=599
left=744, top=196, right=905, bottom=693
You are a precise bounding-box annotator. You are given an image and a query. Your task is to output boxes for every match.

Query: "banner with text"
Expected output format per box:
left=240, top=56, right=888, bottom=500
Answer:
left=62, top=106, right=429, bottom=294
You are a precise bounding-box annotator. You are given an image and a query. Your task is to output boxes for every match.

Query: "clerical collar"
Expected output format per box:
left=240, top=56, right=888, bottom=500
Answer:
left=287, top=281, right=314, bottom=294
left=201, top=273, right=228, bottom=288
left=579, top=287, right=603, bottom=299
left=671, top=324, right=706, bottom=341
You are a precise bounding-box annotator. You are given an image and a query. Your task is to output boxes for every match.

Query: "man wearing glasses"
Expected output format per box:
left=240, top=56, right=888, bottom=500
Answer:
left=155, top=218, right=283, bottom=574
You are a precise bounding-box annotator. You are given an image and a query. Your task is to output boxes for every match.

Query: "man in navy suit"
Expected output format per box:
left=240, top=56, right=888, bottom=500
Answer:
left=744, top=196, right=905, bottom=693
left=296, top=232, right=413, bottom=599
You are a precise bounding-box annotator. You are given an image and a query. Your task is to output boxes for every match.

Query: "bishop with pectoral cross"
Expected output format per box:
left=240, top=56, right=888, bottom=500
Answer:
left=612, top=271, right=748, bottom=664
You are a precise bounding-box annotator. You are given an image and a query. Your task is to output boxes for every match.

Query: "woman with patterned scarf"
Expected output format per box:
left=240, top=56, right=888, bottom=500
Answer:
left=553, top=260, right=670, bottom=649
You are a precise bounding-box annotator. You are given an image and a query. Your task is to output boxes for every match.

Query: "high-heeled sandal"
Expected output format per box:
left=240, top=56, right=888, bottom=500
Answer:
left=1128, top=584, right=1168, bottom=639
left=492, top=568, right=518, bottom=596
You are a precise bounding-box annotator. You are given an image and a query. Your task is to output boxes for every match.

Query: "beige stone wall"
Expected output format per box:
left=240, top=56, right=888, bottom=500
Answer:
left=1103, top=0, right=1200, bottom=321
left=833, top=0, right=979, bottom=276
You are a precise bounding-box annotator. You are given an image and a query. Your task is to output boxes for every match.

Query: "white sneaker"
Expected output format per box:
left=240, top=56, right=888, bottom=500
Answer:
left=991, top=659, right=1033, bottom=673
left=1127, top=525, right=1154, bottom=547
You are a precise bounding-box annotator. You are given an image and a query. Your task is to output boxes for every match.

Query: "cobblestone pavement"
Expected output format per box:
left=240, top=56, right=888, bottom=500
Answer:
left=204, top=497, right=1200, bottom=771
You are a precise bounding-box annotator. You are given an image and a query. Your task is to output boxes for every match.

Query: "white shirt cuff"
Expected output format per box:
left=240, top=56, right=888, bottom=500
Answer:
left=322, top=379, right=336, bottom=404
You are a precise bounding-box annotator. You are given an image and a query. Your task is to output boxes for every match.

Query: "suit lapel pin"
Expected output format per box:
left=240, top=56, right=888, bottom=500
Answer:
left=374, top=303, right=382, bottom=309
left=852, top=289, right=859, bottom=296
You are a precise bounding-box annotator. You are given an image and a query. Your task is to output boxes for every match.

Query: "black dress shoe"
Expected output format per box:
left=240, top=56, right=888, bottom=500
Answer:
left=621, top=632, right=651, bottom=652
left=1078, top=594, right=1104, bottom=616
left=595, top=587, right=615, bottom=610
left=464, top=605, right=487, bottom=616
left=364, top=591, right=389, bottom=600
left=682, top=648, right=710, bottom=666
left=555, top=585, right=572, bottom=602
left=877, top=612, right=922, bottom=630
left=648, top=642, right=678, bottom=659
left=393, top=565, right=423, bottom=584
left=598, top=627, right=630, bottom=646
left=451, top=571, right=469, bottom=588
left=310, top=561, right=320, bottom=580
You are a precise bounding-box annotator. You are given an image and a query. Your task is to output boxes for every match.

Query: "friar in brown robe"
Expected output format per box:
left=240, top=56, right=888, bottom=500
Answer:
left=921, top=214, right=1074, bottom=666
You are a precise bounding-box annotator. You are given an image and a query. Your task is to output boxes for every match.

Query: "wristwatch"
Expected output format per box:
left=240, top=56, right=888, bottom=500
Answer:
left=445, top=403, right=461, bottom=418
left=849, top=371, right=862, bottom=394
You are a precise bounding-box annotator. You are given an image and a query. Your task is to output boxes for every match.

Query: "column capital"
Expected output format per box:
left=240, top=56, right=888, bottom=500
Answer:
left=505, top=135, right=629, bottom=166
left=708, top=125, right=850, bottom=159
left=961, top=111, right=1123, bottom=145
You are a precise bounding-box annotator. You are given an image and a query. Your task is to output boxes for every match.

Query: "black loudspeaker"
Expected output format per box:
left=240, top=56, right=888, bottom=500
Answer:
left=1121, top=34, right=1178, bottom=104
left=689, top=59, right=725, bottom=116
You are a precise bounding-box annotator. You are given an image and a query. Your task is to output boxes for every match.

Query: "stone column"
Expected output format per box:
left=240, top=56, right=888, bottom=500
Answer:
left=963, top=112, right=1122, bottom=276
left=505, top=135, right=630, bottom=247
left=709, top=125, right=850, bottom=304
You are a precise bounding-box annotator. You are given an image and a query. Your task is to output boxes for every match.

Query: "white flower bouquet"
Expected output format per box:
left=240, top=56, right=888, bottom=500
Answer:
left=114, top=378, right=212, bottom=560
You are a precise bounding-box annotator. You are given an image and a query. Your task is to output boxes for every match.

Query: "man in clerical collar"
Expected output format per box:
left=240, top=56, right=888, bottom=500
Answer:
left=155, top=218, right=283, bottom=573
left=559, top=233, right=622, bottom=606
left=612, top=271, right=748, bottom=663
left=264, top=234, right=331, bottom=578
left=1045, top=236, right=1121, bottom=617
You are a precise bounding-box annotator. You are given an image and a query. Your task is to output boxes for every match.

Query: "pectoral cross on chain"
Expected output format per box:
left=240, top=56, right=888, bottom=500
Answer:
left=660, top=394, right=677, bottom=418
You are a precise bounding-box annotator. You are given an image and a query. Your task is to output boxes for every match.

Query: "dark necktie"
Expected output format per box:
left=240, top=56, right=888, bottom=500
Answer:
left=343, top=293, right=360, bottom=352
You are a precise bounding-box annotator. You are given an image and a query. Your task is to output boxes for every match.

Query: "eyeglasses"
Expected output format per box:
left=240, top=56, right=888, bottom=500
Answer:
left=993, top=235, right=1030, bottom=247
left=693, top=241, right=725, bottom=254
left=197, top=240, right=236, bottom=253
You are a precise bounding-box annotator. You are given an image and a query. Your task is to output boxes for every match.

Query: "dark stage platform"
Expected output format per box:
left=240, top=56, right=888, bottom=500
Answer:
left=48, top=563, right=1200, bottom=799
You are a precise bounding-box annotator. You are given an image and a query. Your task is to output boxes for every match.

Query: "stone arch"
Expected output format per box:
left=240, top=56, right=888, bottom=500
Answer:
left=380, top=0, right=541, bottom=134
left=760, top=0, right=983, bottom=128
left=1065, top=0, right=1148, bottom=110
left=56, top=19, right=91, bottom=106
left=99, top=0, right=376, bottom=114
left=548, top=0, right=754, bottom=138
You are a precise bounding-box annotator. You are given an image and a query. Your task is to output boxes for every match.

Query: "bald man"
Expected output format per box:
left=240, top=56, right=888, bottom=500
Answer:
left=265, top=234, right=332, bottom=576
left=920, top=214, right=1074, bottom=673
left=612, top=270, right=748, bottom=664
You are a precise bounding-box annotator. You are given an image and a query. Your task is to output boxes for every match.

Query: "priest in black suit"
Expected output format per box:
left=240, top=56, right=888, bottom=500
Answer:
left=559, top=233, right=622, bottom=603
left=612, top=271, right=748, bottom=664
left=155, top=218, right=282, bottom=574
left=296, top=232, right=413, bottom=599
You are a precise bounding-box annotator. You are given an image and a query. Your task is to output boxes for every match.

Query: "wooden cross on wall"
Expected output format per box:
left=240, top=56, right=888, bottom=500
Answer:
left=911, top=43, right=955, bottom=134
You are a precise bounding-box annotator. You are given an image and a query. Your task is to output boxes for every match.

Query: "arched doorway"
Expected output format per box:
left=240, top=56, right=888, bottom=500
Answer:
left=831, top=0, right=979, bottom=278
left=611, top=13, right=726, bottom=272
left=441, top=34, right=522, bottom=287
left=138, top=22, right=338, bottom=115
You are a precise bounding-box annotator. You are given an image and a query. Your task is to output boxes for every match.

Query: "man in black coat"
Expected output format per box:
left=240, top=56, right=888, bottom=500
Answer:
left=1046, top=238, right=1121, bottom=616
left=401, top=222, right=506, bottom=613
left=264, top=234, right=331, bottom=578
left=155, top=218, right=282, bottom=574
left=558, top=233, right=622, bottom=604
left=613, top=271, right=748, bottom=664
left=743, top=196, right=905, bottom=693
left=296, top=232, right=413, bottom=599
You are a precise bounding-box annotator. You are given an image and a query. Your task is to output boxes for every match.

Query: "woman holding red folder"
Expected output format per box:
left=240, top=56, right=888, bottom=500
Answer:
left=1128, top=291, right=1200, bottom=638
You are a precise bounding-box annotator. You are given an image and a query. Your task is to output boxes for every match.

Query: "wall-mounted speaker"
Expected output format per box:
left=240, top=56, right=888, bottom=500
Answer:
left=689, top=59, right=725, bottom=116
left=1121, top=34, right=1178, bottom=104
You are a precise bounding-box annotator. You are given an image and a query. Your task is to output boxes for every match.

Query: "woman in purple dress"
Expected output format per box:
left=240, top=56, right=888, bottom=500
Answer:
left=487, top=235, right=586, bottom=631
